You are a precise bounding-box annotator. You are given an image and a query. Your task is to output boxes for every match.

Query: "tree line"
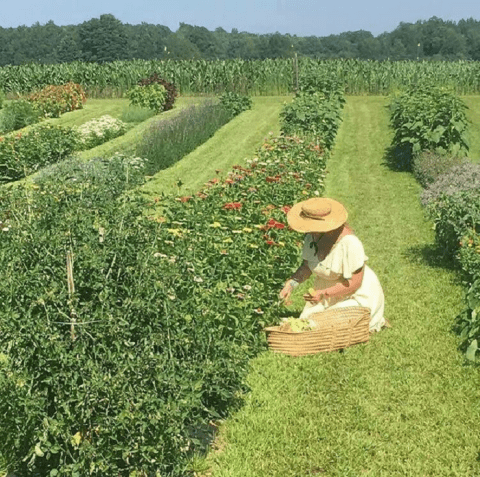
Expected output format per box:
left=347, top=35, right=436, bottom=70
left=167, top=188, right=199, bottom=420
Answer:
left=1, top=14, right=480, bottom=66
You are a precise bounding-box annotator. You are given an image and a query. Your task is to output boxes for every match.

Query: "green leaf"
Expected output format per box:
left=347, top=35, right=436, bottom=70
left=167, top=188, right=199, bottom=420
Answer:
left=466, top=339, right=478, bottom=362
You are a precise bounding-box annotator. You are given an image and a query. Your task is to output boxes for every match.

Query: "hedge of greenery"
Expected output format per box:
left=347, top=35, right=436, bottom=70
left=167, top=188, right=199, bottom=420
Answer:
left=388, top=84, right=469, bottom=170
left=0, top=124, right=78, bottom=182
left=418, top=164, right=480, bottom=361
left=0, top=84, right=345, bottom=475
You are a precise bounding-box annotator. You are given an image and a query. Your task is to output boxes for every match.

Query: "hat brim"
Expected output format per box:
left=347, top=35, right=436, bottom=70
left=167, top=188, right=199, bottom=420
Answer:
left=287, top=198, right=348, bottom=233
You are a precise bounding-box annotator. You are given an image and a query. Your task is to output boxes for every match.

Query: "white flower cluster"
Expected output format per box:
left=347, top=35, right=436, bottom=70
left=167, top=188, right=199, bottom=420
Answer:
left=76, top=115, right=127, bottom=148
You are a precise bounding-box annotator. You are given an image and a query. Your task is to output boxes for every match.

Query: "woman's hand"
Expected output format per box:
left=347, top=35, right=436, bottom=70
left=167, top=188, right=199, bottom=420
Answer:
left=279, top=281, right=294, bottom=305
left=303, top=288, right=326, bottom=303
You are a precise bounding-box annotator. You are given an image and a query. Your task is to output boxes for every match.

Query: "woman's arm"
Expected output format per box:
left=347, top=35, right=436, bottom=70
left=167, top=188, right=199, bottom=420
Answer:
left=289, top=260, right=312, bottom=285
left=279, top=260, right=312, bottom=302
left=305, top=266, right=364, bottom=303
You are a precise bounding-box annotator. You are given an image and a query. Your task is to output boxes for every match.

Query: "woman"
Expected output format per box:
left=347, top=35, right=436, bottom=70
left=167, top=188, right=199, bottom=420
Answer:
left=279, top=197, right=386, bottom=332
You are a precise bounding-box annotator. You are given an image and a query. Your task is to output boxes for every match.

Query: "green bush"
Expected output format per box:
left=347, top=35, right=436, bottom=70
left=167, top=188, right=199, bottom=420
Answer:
left=280, top=92, right=344, bottom=150
left=388, top=84, right=469, bottom=170
left=219, top=92, right=252, bottom=117
left=0, top=99, right=42, bottom=132
left=137, top=73, right=177, bottom=111
left=412, top=150, right=468, bottom=188
left=127, top=83, right=168, bottom=114
left=0, top=89, right=5, bottom=109
left=0, top=124, right=79, bottom=182
left=0, top=134, right=332, bottom=476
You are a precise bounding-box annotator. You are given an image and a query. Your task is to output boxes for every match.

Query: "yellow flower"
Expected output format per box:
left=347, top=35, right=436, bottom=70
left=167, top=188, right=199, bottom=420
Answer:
left=242, top=227, right=253, bottom=233
left=167, top=228, right=183, bottom=237
left=209, top=222, right=221, bottom=228
left=223, top=237, right=234, bottom=243
left=232, top=230, right=243, bottom=234
left=249, top=243, right=259, bottom=249
left=278, top=241, right=285, bottom=247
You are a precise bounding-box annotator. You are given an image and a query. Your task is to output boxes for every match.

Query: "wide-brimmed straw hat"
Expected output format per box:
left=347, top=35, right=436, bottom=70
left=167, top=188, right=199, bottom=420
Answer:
left=287, top=197, right=348, bottom=233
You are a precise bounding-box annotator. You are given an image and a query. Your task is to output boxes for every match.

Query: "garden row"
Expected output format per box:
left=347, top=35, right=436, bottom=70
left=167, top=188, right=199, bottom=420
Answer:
left=0, top=80, right=345, bottom=475
left=387, top=84, right=480, bottom=361
left=0, top=77, right=251, bottom=183
left=4, top=58, right=480, bottom=96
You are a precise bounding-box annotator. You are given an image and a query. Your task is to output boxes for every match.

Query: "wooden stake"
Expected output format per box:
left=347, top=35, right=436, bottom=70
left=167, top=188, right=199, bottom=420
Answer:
left=66, top=250, right=77, bottom=341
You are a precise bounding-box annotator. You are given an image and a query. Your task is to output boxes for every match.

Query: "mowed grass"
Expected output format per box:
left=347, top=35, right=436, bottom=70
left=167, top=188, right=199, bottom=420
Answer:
left=140, top=96, right=291, bottom=198
left=196, top=96, right=480, bottom=477
left=463, top=95, right=480, bottom=163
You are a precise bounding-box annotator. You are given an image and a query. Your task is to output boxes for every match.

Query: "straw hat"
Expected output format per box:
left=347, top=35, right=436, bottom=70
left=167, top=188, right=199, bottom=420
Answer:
left=287, top=198, right=348, bottom=233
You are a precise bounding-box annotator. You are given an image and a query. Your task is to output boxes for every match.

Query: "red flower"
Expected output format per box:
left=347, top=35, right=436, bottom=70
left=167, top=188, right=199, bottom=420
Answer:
left=266, top=240, right=276, bottom=246
left=179, top=196, right=193, bottom=203
left=281, top=205, right=292, bottom=214
left=223, top=202, right=242, bottom=210
left=266, top=218, right=285, bottom=230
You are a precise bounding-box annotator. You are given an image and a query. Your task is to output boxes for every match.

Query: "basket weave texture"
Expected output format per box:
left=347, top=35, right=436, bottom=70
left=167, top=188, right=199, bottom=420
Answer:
left=264, top=306, right=371, bottom=356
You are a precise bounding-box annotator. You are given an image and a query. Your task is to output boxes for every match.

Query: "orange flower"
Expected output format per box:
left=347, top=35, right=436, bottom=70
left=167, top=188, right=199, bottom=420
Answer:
left=223, top=202, right=242, bottom=210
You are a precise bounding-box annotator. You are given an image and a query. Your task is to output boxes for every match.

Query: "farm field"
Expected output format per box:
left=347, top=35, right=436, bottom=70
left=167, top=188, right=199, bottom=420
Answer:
left=140, top=95, right=291, bottom=198
left=1, top=88, right=480, bottom=476
left=197, top=96, right=480, bottom=476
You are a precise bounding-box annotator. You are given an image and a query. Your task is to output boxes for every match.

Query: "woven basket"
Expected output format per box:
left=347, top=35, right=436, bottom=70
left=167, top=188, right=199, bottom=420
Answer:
left=264, top=306, right=371, bottom=357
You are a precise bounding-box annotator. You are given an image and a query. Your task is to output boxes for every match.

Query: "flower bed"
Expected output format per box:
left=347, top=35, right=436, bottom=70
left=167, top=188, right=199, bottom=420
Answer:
left=76, top=115, right=127, bottom=150
left=0, top=86, right=345, bottom=475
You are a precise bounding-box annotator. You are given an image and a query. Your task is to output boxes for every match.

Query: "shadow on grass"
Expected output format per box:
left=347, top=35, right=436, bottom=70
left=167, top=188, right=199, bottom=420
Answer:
left=402, top=242, right=460, bottom=272
left=381, top=143, right=414, bottom=172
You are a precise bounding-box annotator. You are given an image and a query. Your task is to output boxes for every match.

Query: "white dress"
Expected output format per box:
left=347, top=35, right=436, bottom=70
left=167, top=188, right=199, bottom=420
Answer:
left=299, top=233, right=385, bottom=332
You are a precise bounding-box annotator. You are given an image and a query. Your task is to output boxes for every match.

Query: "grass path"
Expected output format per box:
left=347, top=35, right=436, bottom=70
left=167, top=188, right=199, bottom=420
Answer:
left=140, top=96, right=290, bottom=198
left=198, top=96, right=480, bottom=476
left=463, top=95, right=480, bottom=163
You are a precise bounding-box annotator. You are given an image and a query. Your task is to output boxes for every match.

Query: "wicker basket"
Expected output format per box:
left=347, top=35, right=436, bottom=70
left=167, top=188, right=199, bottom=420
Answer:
left=264, top=306, right=371, bottom=356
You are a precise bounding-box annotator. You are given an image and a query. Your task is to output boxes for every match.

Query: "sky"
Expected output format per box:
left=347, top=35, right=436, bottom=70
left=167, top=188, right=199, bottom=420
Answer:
left=1, top=0, right=479, bottom=37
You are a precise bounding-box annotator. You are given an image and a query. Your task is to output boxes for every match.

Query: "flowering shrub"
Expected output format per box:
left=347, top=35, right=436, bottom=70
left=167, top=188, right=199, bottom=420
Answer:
left=412, top=150, right=468, bottom=188
left=420, top=162, right=480, bottom=209
left=76, top=115, right=127, bottom=150
left=25, top=82, right=87, bottom=118
left=0, top=124, right=78, bottom=182
left=126, top=83, right=168, bottom=114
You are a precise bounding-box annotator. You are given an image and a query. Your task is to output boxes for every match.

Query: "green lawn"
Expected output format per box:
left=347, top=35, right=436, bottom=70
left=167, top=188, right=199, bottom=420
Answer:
left=140, top=96, right=291, bottom=198
left=196, top=96, right=480, bottom=477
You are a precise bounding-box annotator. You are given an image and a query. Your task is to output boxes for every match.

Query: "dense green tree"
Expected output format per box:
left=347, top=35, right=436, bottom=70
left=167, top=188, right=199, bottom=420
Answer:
left=78, top=14, right=128, bottom=62
left=2, top=14, right=480, bottom=65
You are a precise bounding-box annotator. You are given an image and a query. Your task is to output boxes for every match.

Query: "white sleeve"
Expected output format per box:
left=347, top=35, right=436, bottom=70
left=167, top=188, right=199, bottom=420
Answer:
left=334, top=235, right=369, bottom=279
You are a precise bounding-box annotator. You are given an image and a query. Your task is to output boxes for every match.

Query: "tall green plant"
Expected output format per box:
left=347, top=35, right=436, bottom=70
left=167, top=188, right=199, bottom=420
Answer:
left=388, top=84, right=469, bottom=170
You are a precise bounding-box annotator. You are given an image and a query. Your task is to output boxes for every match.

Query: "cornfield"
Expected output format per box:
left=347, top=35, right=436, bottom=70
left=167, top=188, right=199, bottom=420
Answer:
left=2, top=58, right=480, bottom=96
